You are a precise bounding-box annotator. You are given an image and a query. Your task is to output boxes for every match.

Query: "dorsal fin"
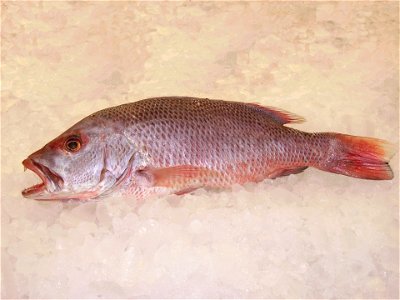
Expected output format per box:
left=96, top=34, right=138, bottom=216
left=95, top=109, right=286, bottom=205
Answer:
left=245, top=102, right=305, bottom=124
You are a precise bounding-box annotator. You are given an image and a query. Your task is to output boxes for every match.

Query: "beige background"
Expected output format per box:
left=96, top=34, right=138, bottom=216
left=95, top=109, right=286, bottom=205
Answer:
left=1, top=2, right=399, bottom=298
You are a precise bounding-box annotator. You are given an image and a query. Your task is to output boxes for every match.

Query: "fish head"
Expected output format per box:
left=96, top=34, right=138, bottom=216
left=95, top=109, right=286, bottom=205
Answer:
left=22, top=116, right=135, bottom=201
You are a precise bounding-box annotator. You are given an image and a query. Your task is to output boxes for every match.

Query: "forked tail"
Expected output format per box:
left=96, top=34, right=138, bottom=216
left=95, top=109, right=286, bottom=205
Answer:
left=318, top=133, right=395, bottom=180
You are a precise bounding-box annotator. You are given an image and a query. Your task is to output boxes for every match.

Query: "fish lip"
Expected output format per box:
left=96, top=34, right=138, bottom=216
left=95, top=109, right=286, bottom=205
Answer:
left=22, top=158, right=63, bottom=198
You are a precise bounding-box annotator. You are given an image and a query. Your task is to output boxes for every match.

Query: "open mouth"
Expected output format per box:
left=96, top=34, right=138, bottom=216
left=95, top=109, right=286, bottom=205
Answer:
left=22, top=158, right=63, bottom=198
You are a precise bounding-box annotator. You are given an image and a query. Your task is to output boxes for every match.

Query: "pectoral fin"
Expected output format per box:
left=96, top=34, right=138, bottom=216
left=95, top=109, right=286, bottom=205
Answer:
left=136, top=165, right=216, bottom=188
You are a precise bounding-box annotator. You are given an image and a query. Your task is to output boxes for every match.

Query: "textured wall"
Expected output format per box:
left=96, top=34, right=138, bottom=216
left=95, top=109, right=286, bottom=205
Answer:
left=1, top=2, right=399, bottom=298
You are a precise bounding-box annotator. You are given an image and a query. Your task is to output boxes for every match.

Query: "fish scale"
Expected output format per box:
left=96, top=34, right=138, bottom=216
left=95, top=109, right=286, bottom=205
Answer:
left=105, top=99, right=306, bottom=183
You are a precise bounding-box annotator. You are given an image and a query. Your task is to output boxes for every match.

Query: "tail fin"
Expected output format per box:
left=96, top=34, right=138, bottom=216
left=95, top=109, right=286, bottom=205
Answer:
left=323, top=134, right=395, bottom=180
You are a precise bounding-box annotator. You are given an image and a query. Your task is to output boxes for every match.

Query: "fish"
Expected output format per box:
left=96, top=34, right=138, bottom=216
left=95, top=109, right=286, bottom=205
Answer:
left=22, top=96, right=395, bottom=201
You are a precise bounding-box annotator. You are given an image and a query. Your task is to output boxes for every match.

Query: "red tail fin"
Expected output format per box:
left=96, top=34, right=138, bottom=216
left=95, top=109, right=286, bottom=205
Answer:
left=324, top=134, right=395, bottom=180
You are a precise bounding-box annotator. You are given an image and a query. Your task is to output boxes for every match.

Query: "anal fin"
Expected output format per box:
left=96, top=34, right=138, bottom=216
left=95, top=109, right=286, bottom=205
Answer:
left=175, top=186, right=200, bottom=195
left=268, top=166, right=308, bottom=179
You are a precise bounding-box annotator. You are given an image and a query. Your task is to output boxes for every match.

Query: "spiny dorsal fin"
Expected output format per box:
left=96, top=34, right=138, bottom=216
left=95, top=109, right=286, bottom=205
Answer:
left=246, top=102, right=305, bottom=124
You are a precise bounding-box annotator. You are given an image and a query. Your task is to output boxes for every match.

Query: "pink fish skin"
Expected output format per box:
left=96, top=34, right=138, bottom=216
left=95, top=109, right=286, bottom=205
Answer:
left=22, top=97, right=394, bottom=201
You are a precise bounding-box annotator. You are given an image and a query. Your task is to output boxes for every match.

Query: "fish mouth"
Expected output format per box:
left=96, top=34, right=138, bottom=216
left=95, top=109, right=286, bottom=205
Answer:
left=22, top=158, right=63, bottom=199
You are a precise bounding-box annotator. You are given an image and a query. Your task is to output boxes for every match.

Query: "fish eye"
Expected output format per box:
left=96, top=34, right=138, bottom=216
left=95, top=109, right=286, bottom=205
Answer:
left=64, top=137, right=82, bottom=152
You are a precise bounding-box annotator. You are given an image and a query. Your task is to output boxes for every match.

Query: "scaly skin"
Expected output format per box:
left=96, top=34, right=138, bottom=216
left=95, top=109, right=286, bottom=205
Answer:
left=92, top=97, right=328, bottom=196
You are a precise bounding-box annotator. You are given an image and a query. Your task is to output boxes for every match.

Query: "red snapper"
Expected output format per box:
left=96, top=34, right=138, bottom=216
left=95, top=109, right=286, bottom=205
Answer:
left=22, top=97, right=394, bottom=201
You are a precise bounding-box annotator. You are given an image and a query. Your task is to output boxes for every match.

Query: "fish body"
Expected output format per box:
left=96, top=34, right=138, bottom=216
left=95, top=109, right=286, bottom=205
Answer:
left=22, top=97, right=394, bottom=201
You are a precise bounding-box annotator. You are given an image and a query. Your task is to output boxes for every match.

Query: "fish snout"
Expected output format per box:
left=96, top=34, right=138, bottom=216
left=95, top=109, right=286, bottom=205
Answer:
left=22, top=157, right=64, bottom=199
